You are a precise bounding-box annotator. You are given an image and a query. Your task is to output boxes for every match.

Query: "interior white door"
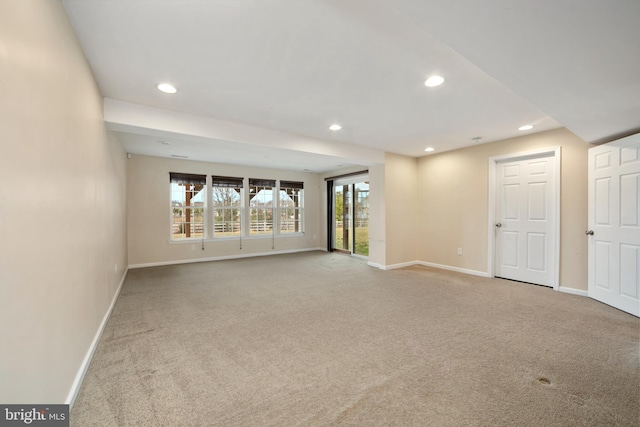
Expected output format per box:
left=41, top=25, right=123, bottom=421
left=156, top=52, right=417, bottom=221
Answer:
left=495, top=153, right=557, bottom=286
left=588, top=134, right=640, bottom=316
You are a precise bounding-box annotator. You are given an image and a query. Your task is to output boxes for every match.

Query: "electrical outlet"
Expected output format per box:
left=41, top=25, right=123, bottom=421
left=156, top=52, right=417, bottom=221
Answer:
left=191, top=244, right=196, bottom=251
left=114, top=263, right=118, bottom=273
left=457, top=247, right=463, bottom=255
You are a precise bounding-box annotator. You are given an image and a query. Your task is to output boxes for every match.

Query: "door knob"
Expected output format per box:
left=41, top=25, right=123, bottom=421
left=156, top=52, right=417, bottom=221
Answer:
left=585, top=230, right=594, bottom=236
left=495, top=223, right=502, bottom=228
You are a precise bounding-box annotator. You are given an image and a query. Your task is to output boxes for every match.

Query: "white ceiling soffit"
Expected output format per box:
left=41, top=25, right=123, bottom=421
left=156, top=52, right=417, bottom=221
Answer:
left=105, top=99, right=384, bottom=172
left=115, top=131, right=364, bottom=173
left=61, top=0, right=637, bottom=169
left=382, top=0, right=640, bottom=143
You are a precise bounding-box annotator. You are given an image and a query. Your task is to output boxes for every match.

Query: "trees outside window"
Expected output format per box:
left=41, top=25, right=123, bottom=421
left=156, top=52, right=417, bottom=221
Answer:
left=212, top=176, right=243, bottom=237
left=170, top=173, right=306, bottom=240
left=279, top=181, right=303, bottom=233
left=170, top=173, right=206, bottom=239
left=249, top=178, right=275, bottom=235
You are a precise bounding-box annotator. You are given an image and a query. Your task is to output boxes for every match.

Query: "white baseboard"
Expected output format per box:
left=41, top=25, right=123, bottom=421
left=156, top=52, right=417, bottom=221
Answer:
left=65, top=267, right=128, bottom=408
left=383, top=260, right=490, bottom=277
left=369, top=260, right=490, bottom=277
left=375, top=260, right=419, bottom=270
left=558, top=286, right=588, bottom=297
left=416, top=261, right=491, bottom=277
left=129, top=247, right=326, bottom=269
left=367, top=261, right=385, bottom=269
left=369, top=260, right=588, bottom=299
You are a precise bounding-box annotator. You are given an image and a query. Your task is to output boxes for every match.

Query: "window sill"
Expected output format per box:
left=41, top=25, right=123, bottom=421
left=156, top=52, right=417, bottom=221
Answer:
left=168, top=238, right=206, bottom=244
left=168, top=232, right=305, bottom=244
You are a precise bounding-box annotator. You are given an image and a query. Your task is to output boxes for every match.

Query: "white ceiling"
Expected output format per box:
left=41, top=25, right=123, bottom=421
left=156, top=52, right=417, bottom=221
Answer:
left=62, top=0, right=640, bottom=172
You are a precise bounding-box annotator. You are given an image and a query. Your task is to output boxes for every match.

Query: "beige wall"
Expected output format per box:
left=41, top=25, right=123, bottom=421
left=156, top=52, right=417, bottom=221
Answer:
left=367, top=164, right=386, bottom=267
left=0, top=0, right=128, bottom=403
left=416, top=128, right=590, bottom=290
left=384, top=153, right=418, bottom=266
left=126, top=155, right=322, bottom=266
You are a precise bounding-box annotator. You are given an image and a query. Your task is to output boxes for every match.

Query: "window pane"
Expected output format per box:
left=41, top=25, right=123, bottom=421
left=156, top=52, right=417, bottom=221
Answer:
left=212, top=188, right=240, bottom=207
left=212, top=185, right=242, bottom=237
left=354, top=182, right=369, bottom=256
left=171, top=181, right=205, bottom=239
left=334, top=185, right=351, bottom=251
left=249, top=182, right=273, bottom=235
left=280, top=186, right=303, bottom=233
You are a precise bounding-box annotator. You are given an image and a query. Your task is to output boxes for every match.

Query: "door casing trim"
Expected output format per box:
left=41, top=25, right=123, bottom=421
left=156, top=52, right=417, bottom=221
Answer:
left=487, top=146, right=561, bottom=290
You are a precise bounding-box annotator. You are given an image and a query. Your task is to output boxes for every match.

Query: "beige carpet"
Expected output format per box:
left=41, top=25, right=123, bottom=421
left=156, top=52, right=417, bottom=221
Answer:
left=71, top=251, right=640, bottom=426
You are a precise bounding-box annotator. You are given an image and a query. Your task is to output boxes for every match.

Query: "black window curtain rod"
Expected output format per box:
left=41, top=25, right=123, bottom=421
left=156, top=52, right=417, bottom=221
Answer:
left=169, top=172, right=206, bottom=185
left=212, top=175, right=243, bottom=188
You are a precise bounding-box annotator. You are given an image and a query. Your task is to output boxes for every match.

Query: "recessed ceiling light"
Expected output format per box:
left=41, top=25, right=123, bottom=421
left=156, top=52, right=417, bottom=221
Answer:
left=157, top=83, right=177, bottom=94
left=158, top=140, right=171, bottom=145
left=425, top=147, right=435, bottom=152
left=472, top=136, right=482, bottom=143
left=518, top=125, right=533, bottom=131
left=424, top=75, right=445, bottom=87
left=329, top=124, right=342, bottom=131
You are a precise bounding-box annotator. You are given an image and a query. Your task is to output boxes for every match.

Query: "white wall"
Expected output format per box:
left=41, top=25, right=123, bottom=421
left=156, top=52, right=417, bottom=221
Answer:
left=0, top=0, right=128, bottom=403
left=126, top=154, right=323, bottom=266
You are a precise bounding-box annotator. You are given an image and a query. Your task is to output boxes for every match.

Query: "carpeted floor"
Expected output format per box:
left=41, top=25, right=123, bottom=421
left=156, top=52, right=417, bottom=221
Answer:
left=71, top=251, right=640, bottom=426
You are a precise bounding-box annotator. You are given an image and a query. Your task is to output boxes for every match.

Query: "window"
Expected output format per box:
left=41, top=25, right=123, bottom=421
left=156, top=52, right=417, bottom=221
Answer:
left=249, top=178, right=275, bottom=235
left=279, top=181, right=303, bottom=233
left=169, top=174, right=304, bottom=240
left=170, top=173, right=206, bottom=239
left=212, top=176, right=243, bottom=237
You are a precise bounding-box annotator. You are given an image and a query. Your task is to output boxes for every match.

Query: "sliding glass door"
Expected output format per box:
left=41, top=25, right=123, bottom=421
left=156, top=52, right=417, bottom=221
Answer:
left=353, top=181, right=369, bottom=256
left=332, top=177, right=369, bottom=256
left=334, top=184, right=352, bottom=253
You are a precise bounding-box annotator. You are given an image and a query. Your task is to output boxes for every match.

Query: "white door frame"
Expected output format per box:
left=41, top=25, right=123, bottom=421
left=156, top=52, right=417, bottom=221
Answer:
left=487, top=147, right=561, bottom=289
